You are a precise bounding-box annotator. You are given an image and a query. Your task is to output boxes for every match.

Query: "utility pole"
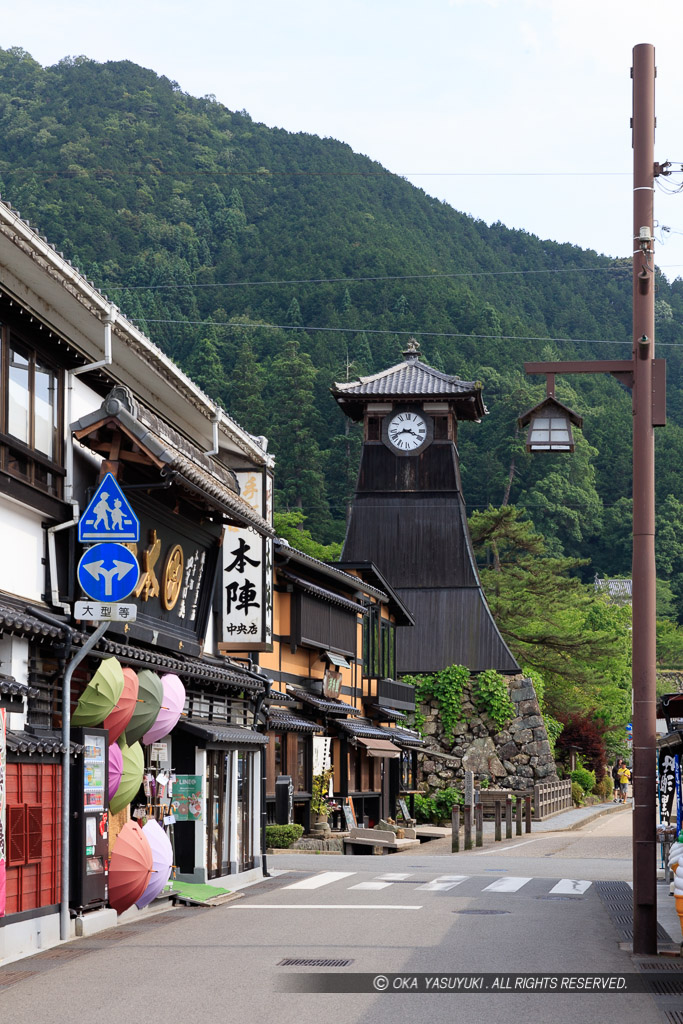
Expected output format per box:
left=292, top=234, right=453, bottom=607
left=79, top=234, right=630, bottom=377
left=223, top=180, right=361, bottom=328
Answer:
left=521, top=44, right=667, bottom=956
left=630, top=41, right=658, bottom=956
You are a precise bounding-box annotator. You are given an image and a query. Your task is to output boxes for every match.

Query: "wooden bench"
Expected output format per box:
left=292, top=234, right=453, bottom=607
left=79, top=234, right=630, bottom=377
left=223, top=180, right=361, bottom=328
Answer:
left=475, top=790, right=532, bottom=818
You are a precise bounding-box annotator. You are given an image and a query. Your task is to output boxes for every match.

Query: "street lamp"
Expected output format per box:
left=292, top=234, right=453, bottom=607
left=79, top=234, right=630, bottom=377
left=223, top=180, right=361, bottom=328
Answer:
left=520, top=44, right=666, bottom=956
left=518, top=391, right=583, bottom=454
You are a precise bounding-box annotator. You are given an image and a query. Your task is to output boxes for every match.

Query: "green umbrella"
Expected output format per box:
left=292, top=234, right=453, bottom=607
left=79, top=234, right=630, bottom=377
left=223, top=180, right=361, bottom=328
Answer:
left=124, top=669, right=163, bottom=745
left=109, top=739, right=144, bottom=815
left=72, top=657, right=124, bottom=727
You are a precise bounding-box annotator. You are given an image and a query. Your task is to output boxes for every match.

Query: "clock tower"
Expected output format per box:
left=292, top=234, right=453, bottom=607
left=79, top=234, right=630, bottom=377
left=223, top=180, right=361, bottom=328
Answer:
left=332, top=340, right=518, bottom=676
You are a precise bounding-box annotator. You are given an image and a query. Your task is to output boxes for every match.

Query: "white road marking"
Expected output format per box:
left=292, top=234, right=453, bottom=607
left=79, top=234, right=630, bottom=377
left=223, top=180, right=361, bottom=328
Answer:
left=234, top=904, right=422, bottom=910
left=375, top=873, right=412, bottom=880
left=473, top=838, right=544, bottom=854
left=549, top=879, right=592, bottom=895
left=416, top=875, right=469, bottom=892
left=482, top=876, right=532, bottom=892
left=282, top=871, right=355, bottom=890
left=348, top=881, right=393, bottom=890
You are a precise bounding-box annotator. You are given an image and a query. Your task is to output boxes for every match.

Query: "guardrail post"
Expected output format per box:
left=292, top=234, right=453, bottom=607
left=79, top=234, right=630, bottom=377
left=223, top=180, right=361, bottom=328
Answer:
left=525, top=795, right=532, bottom=833
left=494, top=800, right=502, bottom=842
left=452, top=805, right=460, bottom=853
left=515, top=798, right=522, bottom=836
left=505, top=795, right=512, bottom=839
left=475, top=804, right=483, bottom=847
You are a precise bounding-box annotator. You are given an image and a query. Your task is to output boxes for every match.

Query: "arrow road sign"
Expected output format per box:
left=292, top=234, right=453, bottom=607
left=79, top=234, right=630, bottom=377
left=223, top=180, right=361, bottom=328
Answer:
left=77, top=542, right=141, bottom=602
left=78, top=472, right=140, bottom=543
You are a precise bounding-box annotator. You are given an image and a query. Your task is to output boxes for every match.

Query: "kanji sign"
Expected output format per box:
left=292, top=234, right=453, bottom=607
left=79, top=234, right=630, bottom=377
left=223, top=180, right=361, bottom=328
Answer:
left=74, top=601, right=138, bottom=622
left=78, top=473, right=140, bottom=543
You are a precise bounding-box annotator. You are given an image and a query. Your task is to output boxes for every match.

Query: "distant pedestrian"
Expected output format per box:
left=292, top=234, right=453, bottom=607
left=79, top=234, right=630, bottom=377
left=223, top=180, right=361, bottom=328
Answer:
left=612, top=760, right=622, bottom=802
left=616, top=761, right=631, bottom=803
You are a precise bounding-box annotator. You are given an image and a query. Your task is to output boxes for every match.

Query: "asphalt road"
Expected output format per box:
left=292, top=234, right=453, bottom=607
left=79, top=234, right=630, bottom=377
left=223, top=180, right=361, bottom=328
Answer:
left=0, top=808, right=677, bottom=1024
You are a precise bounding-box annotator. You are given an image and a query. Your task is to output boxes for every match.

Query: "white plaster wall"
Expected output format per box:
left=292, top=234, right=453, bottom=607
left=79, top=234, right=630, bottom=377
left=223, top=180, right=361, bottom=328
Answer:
left=0, top=911, right=61, bottom=966
left=0, top=496, right=45, bottom=602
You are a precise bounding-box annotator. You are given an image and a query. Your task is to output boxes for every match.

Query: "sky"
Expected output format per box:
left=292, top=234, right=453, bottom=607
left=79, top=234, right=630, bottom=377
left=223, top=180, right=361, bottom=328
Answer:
left=4, top=0, right=683, bottom=280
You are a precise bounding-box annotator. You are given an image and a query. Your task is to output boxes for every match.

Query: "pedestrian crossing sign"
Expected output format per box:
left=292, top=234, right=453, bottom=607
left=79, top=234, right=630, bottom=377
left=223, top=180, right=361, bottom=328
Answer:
left=78, top=472, right=140, bottom=543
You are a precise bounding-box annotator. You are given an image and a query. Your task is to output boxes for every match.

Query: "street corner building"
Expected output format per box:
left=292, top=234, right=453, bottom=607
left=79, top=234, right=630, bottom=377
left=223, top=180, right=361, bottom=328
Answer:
left=0, top=197, right=277, bottom=962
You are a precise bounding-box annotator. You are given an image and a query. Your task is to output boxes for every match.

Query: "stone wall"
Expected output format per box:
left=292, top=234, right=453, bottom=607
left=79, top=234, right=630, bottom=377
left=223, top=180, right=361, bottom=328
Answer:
left=416, top=674, right=558, bottom=793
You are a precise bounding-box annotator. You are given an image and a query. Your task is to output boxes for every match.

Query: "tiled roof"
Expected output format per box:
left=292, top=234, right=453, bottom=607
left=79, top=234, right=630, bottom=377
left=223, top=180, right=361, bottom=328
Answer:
left=332, top=358, right=480, bottom=399
left=0, top=600, right=67, bottom=641
left=72, top=386, right=274, bottom=537
left=178, top=719, right=269, bottom=746
left=287, top=687, right=360, bottom=716
left=0, top=676, right=40, bottom=699
left=278, top=569, right=366, bottom=614
left=7, top=730, right=84, bottom=756
left=365, top=704, right=407, bottom=723
left=337, top=719, right=392, bottom=741
left=267, top=712, right=322, bottom=733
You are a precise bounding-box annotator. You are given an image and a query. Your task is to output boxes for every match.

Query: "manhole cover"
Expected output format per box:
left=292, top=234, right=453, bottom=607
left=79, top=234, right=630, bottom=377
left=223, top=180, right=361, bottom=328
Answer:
left=453, top=909, right=510, bottom=915
left=278, top=958, right=354, bottom=967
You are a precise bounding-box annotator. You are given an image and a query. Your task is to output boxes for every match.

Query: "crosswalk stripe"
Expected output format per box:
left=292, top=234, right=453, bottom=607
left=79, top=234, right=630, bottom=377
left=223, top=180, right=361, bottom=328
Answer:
left=282, top=871, right=356, bottom=890
left=416, top=875, right=468, bottom=892
left=482, top=876, right=532, bottom=893
left=348, top=881, right=393, bottom=890
left=375, top=873, right=412, bottom=880
left=549, top=879, right=592, bottom=895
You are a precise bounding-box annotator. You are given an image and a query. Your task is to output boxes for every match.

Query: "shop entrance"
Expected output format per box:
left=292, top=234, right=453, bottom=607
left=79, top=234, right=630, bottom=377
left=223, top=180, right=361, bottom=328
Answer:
left=236, top=750, right=254, bottom=872
left=207, top=750, right=232, bottom=879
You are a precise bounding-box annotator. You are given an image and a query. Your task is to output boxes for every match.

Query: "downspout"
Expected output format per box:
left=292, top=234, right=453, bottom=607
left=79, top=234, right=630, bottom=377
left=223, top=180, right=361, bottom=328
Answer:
left=205, top=407, right=220, bottom=456
left=47, top=304, right=117, bottom=613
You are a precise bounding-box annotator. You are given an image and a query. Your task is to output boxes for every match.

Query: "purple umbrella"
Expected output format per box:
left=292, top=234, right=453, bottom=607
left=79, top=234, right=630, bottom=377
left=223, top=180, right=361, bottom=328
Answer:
left=142, top=674, right=186, bottom=745
left=135, top=819, right=173, bottom=909
left=108, top=742, right=123, bottom=803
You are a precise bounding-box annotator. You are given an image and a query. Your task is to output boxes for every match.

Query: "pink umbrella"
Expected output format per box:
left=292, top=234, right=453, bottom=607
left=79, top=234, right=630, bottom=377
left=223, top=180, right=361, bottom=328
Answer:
left=103, top=667, right=139, bottom=744
left=142, top=674, right=186, bottom=745
left=108, top=742, right=123, bottom=802
left=135, top=819, right=174, bottom=909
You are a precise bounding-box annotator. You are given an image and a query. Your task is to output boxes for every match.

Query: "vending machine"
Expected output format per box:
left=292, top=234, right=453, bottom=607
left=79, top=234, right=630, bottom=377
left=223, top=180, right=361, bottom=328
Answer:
left=70, top=728, right=109, bottom=912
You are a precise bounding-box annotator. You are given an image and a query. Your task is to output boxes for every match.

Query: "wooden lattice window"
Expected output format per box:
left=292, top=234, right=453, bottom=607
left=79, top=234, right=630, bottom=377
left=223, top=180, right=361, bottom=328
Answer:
left=7, top=803, right=42, bottom=866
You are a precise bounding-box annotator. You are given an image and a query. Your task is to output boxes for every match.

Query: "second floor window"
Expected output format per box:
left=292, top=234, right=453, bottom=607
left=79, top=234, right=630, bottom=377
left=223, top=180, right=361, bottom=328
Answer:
left=1, top=328, right=63, bottom=497
left=363, top=606, right=396, bottom=679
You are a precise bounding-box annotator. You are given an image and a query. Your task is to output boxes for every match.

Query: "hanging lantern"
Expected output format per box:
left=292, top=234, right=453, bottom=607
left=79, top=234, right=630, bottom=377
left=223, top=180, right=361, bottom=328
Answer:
left=518, top=396, right=583, bottom=453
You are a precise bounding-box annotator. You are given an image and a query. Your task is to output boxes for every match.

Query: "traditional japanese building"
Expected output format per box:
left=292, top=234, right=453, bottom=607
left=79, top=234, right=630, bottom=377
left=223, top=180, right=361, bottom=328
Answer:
left=331, top=340, right=519, bottom=676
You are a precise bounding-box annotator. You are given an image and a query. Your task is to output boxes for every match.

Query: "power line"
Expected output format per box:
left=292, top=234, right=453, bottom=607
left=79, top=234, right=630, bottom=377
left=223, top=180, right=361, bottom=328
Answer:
left=129, top=316, right=635, bottom=346
left=108, top=263, right=642, bottom=292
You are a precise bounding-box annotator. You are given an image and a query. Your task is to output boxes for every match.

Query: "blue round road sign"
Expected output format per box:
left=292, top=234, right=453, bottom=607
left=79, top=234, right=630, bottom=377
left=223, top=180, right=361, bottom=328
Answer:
left=77, top=542, right=140, bottom=603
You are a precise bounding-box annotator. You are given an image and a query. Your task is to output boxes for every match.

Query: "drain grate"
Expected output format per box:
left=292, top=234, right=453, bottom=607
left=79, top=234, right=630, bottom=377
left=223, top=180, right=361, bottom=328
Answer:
left=639, top=961, right=683, bottom=972
left=646, top=977, right=683, bottom=996
left=664, top=1011, right=683, bottom=1024
left=96, top=928, right=140, bottom=940
left=0, top=970, right=36, bottom=988
left=453, top=909, right=510, bottom=916
left=278, top=958, right=354, bottom=967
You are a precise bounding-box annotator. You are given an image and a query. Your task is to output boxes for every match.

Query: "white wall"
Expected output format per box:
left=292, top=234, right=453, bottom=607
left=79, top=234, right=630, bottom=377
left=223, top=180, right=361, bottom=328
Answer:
left=0, top=496, right=46, bottom=603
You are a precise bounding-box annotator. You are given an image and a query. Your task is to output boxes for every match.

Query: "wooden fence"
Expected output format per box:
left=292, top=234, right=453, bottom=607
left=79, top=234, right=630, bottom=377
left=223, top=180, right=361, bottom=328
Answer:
left=533, top=779, right=573, bottom=819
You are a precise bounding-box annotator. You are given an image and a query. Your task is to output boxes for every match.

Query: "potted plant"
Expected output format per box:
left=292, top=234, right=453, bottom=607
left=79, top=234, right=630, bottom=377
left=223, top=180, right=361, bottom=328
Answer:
left=311, top=767, right=335, bottom=832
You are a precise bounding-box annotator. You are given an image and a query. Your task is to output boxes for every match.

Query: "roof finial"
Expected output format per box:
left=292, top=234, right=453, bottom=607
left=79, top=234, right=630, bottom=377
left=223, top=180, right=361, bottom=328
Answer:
left=403, top=337, right=420, bottom=361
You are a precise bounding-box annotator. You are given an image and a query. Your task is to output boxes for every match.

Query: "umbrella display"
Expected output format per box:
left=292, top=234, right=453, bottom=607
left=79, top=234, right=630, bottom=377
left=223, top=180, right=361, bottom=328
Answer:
left=109, top=740, right=144, bottom=815
left=108, top=821, right=153, bottom=914
left=142, top=674, right=186, bottom=745
left=125, top=669, right=163, bottom=745
left=72, top=658, right=124, bottom=727
left=103, top=667, right=139, bottom=744
left=108, top=742, right=123, bottom=802
left=135, top=819, right=174, bottom=909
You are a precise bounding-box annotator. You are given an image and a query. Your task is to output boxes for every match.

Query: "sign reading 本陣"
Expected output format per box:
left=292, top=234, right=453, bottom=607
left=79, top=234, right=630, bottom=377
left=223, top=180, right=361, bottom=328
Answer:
left=219, top=470, right=273, bottom=652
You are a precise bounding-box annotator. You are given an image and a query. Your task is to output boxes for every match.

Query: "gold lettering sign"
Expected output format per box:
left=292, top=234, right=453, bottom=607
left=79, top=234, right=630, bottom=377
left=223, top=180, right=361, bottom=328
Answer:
left=132, top=529, right=161, bottom=601
left=161, top=544, right=184, bottom=611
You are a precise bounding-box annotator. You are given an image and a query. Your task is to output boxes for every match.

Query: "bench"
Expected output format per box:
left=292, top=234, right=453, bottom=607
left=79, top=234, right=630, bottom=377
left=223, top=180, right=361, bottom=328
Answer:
left=343, top=827, right=421, bottom=856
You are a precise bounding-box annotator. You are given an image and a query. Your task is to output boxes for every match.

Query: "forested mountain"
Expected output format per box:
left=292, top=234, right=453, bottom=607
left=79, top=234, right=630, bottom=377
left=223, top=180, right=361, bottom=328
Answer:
left=3, top=47, right=683, bottom=616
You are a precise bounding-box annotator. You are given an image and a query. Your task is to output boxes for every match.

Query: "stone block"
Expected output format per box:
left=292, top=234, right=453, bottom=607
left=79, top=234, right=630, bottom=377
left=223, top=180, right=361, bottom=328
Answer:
left=523, top=715, right=544, bottom=729
left=516, top=765, right=534, bottom=778
left=517, top=700, right=538, bottom=715
left=497, top=741, right=518, bottom=760
left=513, top=728, right=533, bottom=744
left=511, top=685, right=536, bottom=703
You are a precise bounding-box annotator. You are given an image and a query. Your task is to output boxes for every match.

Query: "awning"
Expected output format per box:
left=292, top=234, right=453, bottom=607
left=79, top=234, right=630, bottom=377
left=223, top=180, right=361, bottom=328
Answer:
left=366, top=704, right=407, bottom=723
left=357, top=737, right=402, bottom=759
left=278, top=570, right=366, bottom=615
left=325, top=651, right=351, bottom=669
left=178, top=719, right=269, bottom=748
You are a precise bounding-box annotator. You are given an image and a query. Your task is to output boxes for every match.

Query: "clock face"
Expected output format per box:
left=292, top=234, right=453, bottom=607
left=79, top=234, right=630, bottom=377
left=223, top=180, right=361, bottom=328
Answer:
left=386, top=410, right=428, bottom=452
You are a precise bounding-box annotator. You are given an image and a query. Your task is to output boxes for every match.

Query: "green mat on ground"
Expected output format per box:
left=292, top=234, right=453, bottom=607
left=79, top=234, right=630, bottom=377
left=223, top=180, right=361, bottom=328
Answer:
left=164, top=881, right=233, bottom=901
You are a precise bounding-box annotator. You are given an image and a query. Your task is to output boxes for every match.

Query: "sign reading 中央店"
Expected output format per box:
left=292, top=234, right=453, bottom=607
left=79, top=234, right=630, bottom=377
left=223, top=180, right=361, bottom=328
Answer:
left=78, top=473, right=140, bottom=543
left=219, top=469, right=273, bottom=652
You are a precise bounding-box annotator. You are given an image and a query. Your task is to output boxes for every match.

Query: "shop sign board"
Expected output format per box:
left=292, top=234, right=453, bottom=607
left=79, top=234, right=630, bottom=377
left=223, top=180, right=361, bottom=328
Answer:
left=219, top=469, right=273, bottom=652
left=171, top=775, right=203, bottom=821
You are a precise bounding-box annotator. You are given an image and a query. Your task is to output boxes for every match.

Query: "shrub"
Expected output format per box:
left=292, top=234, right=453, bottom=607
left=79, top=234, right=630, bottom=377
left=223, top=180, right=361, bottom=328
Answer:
left=413, top=788, right=463, bottom=824
left=556, top=712, right=607, bottom=778
left=594, top=775, right=614, bottom=801
left=472, top=670, right=516, bottom=729
left=571, top=767, right=596, bottom=794
left=265, top=824, right=304, bottom=849
left=571, top=782, right=585, bottom=807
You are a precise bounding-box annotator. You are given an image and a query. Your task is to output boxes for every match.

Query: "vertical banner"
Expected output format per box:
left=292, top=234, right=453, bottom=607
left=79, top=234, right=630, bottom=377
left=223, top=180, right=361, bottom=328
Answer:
left=659, top=751, right=677, bottom=825
left=0, top=708, right=6, bottom=917
left=676, top=755, right=682, bottom=835
left=219, top=469, right=273, bottom=652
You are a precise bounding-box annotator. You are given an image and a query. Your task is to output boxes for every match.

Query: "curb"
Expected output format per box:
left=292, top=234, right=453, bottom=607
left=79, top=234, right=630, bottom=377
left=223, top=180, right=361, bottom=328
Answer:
left=554, top=803, right=627, bottom=832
